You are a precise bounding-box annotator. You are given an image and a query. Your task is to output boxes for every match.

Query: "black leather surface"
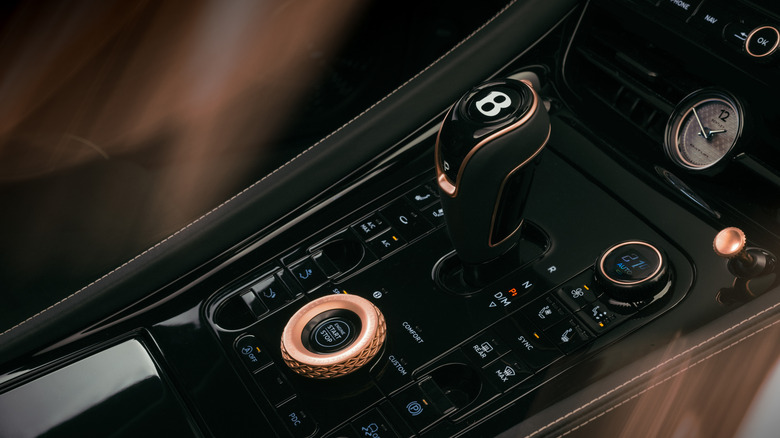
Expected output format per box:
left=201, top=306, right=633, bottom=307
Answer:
left=0, top=0, right=582, bottom=364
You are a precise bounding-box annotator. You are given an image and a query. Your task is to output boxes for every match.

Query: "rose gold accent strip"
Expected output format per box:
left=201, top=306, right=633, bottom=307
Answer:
left=598, top=241, right=663, bottom=286
left=280, top=294, right=386, bottom=379
left=745, top=26, right=780, bottom=58
left=487, top=124, right=551, bottom=247
left=435, top=81, right=540, bottom=198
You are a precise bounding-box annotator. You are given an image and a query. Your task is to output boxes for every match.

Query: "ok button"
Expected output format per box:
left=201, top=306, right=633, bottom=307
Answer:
left=746, top=25, right=780, bottom=58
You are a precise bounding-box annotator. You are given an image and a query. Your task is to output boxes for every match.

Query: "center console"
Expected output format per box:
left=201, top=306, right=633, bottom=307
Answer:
left=2, top=1, right=780, bottom=437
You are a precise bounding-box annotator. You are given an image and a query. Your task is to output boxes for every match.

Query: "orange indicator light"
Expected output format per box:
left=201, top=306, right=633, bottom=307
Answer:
left=392, top=236, right=398, bottom=241
left=583, top=285, right=590, bottom=290
left=534, top=332, right=540, bottom=339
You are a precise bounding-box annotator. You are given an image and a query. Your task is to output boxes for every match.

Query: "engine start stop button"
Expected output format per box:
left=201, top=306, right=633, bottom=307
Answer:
left=310, top=316, right=356, bottom=353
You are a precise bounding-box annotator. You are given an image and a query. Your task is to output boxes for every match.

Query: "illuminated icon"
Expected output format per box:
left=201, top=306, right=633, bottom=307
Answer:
left=432, top=209, right=444, bottom=218
left=489, top=301, right=497, bottom=308
left=443, top=161, right=450, bottom=171
left=508, top=288, right=518, bottom=297
left=547, top=265, right=557, bottom=274
left=381, top=240, right=391, bottom=248
left=362, top=423, right=379, bottom=435
left=503, top=366, right=516, bottom=377
left=406, top=401, right=424, bottom=416
left=263, top=288, right=277, bottom=299
left=561, top=328, right=574, bottom=343
left=570, top=288, right=585, bottom=299
left=415, top=194, right=431, bottom=201
left=332, top=287, right=342, bottom=294
left=538, top=305, right=552, bottom=319
left=480, top=342, right=493, bottom=353
left=592, top=306, right=608, bottom=321
left=241, top=346, right=253, bottom=355
left=298, top=269, right=313, bottom=280
left=399, top=215, right=409, bottom=225
left=372, top=290, right=383, bottom=299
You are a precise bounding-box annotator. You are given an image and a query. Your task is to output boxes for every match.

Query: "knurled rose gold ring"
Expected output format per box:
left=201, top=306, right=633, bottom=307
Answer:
left=280, top=294, right=386, bottom=379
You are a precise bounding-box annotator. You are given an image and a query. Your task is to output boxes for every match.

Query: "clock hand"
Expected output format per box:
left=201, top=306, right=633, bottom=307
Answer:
left=692, top=107, right=710, bottom=139
left=708, top=129, right=727, bottom=135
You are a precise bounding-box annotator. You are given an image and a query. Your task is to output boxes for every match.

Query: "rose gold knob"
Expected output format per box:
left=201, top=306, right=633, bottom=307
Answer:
left=713, top=227, right=753, bottom=264
left=280, top=294, right=386, bottom=379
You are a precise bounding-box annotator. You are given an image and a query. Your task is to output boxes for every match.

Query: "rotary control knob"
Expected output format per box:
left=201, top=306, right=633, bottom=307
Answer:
left=281, top=294, right=386, bottom=379
left=595, top=241, right=670, bottom=304
left=713, top=227, right=775, bottom=278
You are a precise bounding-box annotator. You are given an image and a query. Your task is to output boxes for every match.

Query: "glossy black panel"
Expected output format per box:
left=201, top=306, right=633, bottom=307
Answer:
left=0, top=339, right=199, bottom=437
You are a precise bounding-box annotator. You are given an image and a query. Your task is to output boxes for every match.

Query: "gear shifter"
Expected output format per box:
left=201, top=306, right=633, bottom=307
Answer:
left=435, top=77, right=550, bottom=280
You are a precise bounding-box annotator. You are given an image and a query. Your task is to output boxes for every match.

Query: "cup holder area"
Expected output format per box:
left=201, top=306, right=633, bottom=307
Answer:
left=428, top=363, right=482, bottom=410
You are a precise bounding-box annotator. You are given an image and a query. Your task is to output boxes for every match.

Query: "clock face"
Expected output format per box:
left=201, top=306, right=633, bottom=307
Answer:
left=664, top=89, right=744, bottom=172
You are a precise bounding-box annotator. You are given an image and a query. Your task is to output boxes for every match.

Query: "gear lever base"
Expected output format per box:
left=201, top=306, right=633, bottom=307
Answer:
left=433, top=221, right=549, bottom=294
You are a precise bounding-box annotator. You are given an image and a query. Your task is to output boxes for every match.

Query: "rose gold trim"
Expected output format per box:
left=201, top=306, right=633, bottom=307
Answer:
left=599, top=241, right=663, bottom=286
left=435, top=81, right=540, bottom=198
left=745, top=26, right=780, bottom=58
left=487, top=125, right=551, bottom=247
left=713, top=227, right=754, bottom=265
left=280, top=294, right=386, bottom=379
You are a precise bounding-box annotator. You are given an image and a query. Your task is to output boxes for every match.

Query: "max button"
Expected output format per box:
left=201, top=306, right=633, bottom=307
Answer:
left=483, top=352, right=532, bottom=393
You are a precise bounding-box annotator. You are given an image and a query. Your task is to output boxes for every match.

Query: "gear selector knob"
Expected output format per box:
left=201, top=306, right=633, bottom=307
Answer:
left=435, top=78, right=550, bottom=267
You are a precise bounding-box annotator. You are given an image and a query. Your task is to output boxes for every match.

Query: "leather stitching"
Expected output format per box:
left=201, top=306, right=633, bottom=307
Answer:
left=524, top=300, right=780, bottom=438
left=0, top=0, right=519, bottom=338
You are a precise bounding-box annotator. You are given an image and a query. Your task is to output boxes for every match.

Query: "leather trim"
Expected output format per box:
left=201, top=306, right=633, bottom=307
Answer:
left=0, top=0, right=581, bottom=363
left=498, top=287, right=780, bottom=438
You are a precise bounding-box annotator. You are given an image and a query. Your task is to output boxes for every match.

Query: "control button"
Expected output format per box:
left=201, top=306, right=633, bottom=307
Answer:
left=391, top=384, right=443, bottom=432
left=556, top=276, right=600, bottom=311
left=547, top=318, right=592, bottom=354
left=353, top=215, right=388, bottom=240
left=746, top=25, right=780, bottom=58
left=406, top=185, right=438, bottom=209
left=289, top=258, right=328, bottom=291
left=234, top=336, right=273, bottom=371
left=240, top=289, right=268, bottom=318
left=254, top=365, right=296, bottom=406
left=595, top=241, right=669, bottom=304
left=352, top=408, right=400, bottom=438
left=724, top=21, right=753, bottom=49
left=496, top=317, right=563, bottom=370
left=577, top=300, right=629, bottom=334
left=373, top=352, right=414, bottom=395
left=367, top=229, right=406, bottom=258
left=520, top=292, right=569, bottom=330
left=421, top=203, right=445, bottom=226
left=251, top=275, right=292, bottom=310
left=690, top=3, right=731, bottom=36
left=277, top=398, right=317, bottom=438
left=482, top=352, right=533, bottom=393
left=658, top=0, right=701, bottom=20
left=380, top=200, right=432, bottom=241
left=462, top=330, right=509, bottom=367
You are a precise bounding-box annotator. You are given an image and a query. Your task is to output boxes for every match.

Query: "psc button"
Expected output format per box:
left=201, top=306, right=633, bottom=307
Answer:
left=745, top=25, right=780, bottom=59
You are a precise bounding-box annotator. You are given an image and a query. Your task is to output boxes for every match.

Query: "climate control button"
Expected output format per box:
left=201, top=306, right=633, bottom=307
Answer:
left=595, top=241, right=670, bottom=304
